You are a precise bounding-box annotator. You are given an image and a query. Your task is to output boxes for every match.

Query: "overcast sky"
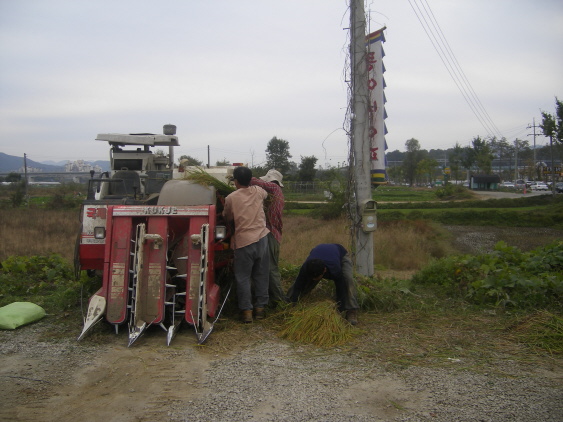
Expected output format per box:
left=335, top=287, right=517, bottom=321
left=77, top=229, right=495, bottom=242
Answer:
left=1, top=0, right=562, bottom=168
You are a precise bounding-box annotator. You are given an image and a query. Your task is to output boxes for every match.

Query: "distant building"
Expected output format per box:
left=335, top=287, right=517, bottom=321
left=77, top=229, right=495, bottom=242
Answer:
left=65, top=160, right=102, bottom=173
left=17, top=166, right=42, bottom=173
left=469, top=174, right=501, bottom=190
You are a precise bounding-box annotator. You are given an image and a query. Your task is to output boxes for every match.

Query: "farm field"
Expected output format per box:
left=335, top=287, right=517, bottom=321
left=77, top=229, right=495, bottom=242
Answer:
left=1, top=192, right=562, bottom=421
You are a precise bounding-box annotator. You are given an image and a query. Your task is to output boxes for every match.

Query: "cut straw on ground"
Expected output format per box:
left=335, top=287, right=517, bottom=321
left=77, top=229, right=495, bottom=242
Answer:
left=510, top=310, right=563, bottom=355
left=278, top=301, right=356, bottom=348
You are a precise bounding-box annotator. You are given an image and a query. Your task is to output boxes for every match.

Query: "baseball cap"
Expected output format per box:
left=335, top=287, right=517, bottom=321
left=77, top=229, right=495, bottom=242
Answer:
left=260, top=169, right=284, bottom=187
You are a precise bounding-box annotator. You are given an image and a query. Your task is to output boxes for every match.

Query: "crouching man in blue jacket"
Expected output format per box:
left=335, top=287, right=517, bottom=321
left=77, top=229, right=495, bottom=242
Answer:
left=287, top=243, right=359, bottom=325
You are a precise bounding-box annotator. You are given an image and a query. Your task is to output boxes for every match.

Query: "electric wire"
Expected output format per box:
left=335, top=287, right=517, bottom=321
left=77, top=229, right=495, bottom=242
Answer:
left=408, top=0, right=496, bottom=138
left=420, top=0, right=504, bottom=138
left=407, top=0, right=504, bottom=140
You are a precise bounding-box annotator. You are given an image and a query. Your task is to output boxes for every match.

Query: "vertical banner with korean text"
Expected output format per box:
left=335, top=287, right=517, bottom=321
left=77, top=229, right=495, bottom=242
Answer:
left=366, top=27, right=387, bottom=185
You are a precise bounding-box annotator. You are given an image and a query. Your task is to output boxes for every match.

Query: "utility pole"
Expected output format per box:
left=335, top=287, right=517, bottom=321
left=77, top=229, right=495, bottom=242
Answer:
left=514, top=141, right=518, bottom=182
left=550, top=134, right=555, bottom=195
left=350, top=0, right=374, bottom=276
left=527, top=118, right=540, bottom=167
left=23, top=153, right=29, bottom=206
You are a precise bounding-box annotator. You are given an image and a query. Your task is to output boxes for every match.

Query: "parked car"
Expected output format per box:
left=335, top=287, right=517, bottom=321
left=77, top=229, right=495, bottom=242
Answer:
left=500, top=181, right=515, bottom=188
left=530, top=182, right=549, bottom=191
left=515, top=179, right=526, bottom=189
left=555, top=182, right=563, bottom=193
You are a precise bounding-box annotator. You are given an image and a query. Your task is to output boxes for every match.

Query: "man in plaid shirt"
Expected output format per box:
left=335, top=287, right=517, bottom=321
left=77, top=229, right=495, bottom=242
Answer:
left=250, top=169, right=287, bottom=305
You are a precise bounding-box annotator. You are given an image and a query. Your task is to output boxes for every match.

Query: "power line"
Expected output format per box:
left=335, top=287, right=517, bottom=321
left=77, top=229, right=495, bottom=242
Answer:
left=420, top=0, right=503, bottom=138
left=407, top=0, right=504, bottom=140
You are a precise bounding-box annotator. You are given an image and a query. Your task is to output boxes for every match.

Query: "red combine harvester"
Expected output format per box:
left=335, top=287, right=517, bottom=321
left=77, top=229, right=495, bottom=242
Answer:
left=76, top=125, right=234, bottom=346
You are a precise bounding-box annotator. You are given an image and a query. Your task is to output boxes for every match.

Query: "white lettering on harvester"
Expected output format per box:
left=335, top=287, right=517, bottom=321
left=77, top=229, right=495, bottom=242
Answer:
left=144, top=206, right=178, bottom=215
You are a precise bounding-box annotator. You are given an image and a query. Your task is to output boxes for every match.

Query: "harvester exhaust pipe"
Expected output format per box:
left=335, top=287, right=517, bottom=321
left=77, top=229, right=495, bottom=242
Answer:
left=164, top=124, right=176, bottom=169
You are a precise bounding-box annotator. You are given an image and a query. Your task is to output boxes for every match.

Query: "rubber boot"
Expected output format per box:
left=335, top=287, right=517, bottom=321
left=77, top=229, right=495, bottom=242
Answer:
left=254, top=307, right=265, bottom=320
left=346, top=310, right=358, bottom=326
left=241, top=310, right=253, bottom=323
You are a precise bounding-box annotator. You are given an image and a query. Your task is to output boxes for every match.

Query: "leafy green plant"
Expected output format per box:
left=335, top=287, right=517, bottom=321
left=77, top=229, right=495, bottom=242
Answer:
left=0, top=254, right=82, bottom=312
left=435, top=184, right=472, bottom=200
left=356, top=275, right=416, bottom=312
left=9, top=181, right=26, bottom=207
left=412, top=241, right=563, bottom=308
left=312, top=176, right=347, bottom=220
left=45, top=192, right=83, bottom=209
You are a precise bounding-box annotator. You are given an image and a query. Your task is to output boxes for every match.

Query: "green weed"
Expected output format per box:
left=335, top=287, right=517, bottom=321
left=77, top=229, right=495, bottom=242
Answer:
left=412, top=241, right=563, bottom=309
left=0, top=255, right=88, bottom=313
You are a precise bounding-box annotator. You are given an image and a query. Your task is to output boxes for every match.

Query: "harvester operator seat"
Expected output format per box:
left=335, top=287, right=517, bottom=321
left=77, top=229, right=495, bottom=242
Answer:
left=110, top=170, right=141, bottom=197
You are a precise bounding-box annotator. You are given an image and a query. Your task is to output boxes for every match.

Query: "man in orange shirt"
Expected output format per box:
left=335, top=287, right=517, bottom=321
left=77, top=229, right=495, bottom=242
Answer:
left=223, top=166, right=270, bottom=323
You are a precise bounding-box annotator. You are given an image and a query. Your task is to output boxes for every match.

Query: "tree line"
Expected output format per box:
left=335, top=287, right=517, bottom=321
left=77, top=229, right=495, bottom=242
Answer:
left=178, top=136, right=323, bottom=182
left=389, top=98, right=562, bottom=185
left=180, top=98, right=563, bottom=185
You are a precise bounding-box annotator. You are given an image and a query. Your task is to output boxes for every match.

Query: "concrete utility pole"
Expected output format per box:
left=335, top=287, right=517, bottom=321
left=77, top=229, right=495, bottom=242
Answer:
left=514, top=142, right=518, bottom=182
left=350, top=0, right=374, bottom=276
left=549, top=134, right=555, bottom=195
left=23, top=153, right=29, bottom=207
left=527, top=117, right=539, bottom=167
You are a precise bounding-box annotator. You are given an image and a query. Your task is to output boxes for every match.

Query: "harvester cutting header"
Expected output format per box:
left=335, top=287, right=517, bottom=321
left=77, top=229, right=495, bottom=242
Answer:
left=76, top=125, right=235, bottom=346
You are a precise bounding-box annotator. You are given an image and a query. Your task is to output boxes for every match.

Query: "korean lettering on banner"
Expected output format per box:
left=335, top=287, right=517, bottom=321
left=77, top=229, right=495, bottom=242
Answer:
left=366, top=28, right=387, bottom=185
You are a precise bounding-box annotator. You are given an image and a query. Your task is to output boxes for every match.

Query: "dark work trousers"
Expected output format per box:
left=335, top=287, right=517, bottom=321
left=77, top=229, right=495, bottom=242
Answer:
left=287, top=253, right=358, bottom=311
left=233, top=235, right=269, bottom=310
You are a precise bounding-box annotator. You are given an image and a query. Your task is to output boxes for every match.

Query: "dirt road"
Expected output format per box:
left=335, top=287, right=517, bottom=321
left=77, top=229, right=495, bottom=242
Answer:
left=2, top=276, right=563, bottom=422
left=1, top=317, right=562, bottom=422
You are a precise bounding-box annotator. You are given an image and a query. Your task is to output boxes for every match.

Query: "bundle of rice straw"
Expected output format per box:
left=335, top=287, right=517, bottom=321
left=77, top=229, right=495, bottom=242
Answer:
left=183, top=167, right=235, bottom=197
left=183, top=167, right=274, bottom=214
left=279, top=301, right=354, bottom=347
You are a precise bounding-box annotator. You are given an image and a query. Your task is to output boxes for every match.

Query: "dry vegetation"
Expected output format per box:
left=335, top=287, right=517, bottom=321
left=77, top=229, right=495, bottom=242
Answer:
left=1, top=208, right=560, bottom=278
left=280, top=215, right=451, bottom=271
left=0, top=209, right=449, bottom=273
left=0, top=209, right=80, bottom=262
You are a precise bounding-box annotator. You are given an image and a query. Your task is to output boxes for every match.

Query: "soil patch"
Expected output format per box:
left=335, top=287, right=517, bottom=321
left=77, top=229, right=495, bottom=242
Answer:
left=443, top=225, right=563, bottom=255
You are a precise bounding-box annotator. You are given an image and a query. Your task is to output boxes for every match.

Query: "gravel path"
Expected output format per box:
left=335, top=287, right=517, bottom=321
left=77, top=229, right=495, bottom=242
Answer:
left=165, top=339, right=563, bottom=422
left=2, top=321, right=561, bottom=422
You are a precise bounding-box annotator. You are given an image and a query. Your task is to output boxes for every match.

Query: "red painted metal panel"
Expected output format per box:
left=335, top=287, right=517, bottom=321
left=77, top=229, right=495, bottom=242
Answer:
left=79, top=243, right=105, bottom=270
left=79, top=205, right=109, bottom=270
left=136, top=217, right=168, bottom=324
left=183, top=207, right=222, bottom=323
left=105, top=214, right=133, bottom=324
left=184, top=216, right=205, bottom=325
left=206, top=206, right=219, bottom=318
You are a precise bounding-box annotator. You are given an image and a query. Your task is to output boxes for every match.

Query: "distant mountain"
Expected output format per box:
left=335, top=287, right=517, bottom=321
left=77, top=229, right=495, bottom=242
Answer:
left=41, top=160, right=68, bottom=166
left=40, top=159, right=110, bottom=172
left=90, top=161, right=110, bottom=172
left=0, top=152, right=110, bottom=173
left=0, top=152, right=64, bottom=172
